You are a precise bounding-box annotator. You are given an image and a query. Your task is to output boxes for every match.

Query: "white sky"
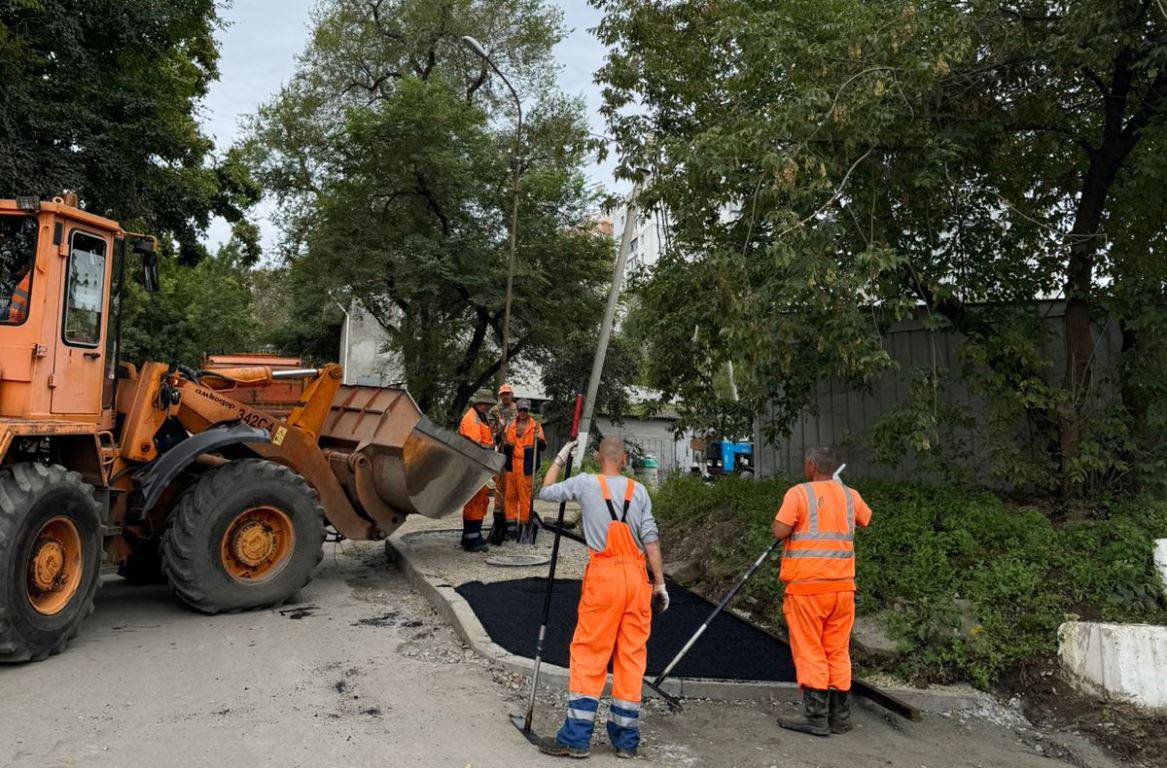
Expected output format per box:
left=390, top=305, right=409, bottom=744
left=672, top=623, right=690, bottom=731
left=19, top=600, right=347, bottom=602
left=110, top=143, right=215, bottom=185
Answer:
left=201, top=0, right=617, bottom=254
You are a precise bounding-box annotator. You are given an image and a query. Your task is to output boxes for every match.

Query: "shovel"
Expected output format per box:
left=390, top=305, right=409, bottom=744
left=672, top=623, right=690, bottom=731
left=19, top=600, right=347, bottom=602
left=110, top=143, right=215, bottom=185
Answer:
left=517, top=437, right=541, bottom=545
left=511, top=395, right=582, bottom=742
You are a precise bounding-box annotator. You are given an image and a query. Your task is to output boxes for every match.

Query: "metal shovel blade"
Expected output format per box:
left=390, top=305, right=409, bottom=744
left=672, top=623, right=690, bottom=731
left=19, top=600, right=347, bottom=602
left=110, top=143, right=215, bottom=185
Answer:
left=509, top=713, right=541, bottom=745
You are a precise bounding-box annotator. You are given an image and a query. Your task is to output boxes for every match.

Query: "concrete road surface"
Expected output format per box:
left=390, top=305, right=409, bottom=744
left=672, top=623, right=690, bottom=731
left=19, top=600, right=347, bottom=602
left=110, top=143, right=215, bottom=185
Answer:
left=0, top=541, right=1117, bottom=768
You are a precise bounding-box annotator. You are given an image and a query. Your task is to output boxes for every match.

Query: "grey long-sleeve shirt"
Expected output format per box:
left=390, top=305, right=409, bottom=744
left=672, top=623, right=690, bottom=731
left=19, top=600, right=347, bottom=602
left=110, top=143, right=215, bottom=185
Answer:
left=538, top=473, right=659, bottom=553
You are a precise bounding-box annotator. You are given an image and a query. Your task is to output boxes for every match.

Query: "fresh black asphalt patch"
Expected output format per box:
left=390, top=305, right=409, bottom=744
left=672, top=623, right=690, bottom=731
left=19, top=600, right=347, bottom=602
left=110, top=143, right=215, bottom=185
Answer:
left=455, top=577, right=797, bottom=682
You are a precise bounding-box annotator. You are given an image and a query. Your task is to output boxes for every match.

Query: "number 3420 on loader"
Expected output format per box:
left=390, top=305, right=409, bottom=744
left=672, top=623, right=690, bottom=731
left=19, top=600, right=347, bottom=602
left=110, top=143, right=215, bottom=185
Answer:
left=0, top=195, right=503, bottom=662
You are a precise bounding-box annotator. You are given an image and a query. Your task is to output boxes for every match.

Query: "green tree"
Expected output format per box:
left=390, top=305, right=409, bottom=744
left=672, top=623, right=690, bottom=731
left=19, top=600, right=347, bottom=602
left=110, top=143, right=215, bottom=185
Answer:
left=0, top=0, right=257, bottom=260
left=244, top=0, right=611, bottom=422
left=594, top=0, right=1167, bottom=496
left=250, top=266, right=344, bottom=366
left=121, top=238, right=260, bottom=365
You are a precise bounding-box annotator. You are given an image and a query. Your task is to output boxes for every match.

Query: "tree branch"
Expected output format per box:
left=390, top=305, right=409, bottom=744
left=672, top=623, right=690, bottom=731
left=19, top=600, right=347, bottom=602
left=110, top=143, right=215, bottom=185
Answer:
left=414, top=171, right=451, bottom=235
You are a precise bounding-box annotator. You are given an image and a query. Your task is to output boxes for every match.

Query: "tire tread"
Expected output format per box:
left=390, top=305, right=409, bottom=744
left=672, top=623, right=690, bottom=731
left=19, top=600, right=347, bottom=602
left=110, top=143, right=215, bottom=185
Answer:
left=161, top=459, right=324, bottom=614
left=0, top=464, right=102, bottom=663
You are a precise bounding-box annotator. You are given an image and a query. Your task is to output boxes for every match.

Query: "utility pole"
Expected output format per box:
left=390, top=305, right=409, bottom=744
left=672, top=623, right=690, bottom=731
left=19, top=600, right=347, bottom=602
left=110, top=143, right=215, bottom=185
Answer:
left=574, top=182, right=642, bottom=453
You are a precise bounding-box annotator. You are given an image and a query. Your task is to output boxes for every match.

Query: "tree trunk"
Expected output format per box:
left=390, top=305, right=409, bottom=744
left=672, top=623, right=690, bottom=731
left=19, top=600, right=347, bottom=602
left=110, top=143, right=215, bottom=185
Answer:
left=1058, top=140, right=1124, bottom=496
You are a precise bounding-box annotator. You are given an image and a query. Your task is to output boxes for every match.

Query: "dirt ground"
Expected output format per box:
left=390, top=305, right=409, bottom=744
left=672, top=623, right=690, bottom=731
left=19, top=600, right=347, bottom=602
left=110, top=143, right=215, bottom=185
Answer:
left=0, top=533, right=1127, bottom=768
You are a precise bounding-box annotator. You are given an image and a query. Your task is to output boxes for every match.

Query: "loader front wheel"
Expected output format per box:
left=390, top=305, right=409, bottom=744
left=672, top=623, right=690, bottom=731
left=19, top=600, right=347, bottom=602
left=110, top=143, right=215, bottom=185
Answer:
left=0, top=464, right=103, bottom=663
left=162, top=459, right=324, bottom=614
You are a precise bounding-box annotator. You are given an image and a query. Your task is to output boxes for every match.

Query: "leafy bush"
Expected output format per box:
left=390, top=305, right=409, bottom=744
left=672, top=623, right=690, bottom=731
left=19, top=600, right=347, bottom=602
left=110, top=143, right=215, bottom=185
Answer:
left=652, top=475, right=1167, bottom=688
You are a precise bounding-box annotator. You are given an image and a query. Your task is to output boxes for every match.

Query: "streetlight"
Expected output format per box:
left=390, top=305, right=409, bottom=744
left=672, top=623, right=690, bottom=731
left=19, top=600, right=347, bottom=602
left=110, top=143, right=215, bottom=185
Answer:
left=461, top=34, right=523, bottom=386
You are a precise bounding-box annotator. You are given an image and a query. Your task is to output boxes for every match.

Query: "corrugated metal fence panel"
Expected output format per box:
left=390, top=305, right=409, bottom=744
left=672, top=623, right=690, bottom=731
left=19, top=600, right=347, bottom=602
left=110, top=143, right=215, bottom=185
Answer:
left=755, top=304, right=1121, bottom=483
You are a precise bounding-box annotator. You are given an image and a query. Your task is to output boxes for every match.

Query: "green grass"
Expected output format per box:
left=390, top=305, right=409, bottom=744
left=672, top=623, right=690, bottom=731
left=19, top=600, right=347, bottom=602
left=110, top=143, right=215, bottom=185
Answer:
left=652, top=475, right=1167, bottom=688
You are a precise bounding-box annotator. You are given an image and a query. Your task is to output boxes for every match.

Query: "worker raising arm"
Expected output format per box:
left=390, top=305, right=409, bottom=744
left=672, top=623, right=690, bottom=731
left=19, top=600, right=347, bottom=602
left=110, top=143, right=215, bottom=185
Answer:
left=770, top=447, right=872, bottom=737
left=535, top=437, right=667, bottom=759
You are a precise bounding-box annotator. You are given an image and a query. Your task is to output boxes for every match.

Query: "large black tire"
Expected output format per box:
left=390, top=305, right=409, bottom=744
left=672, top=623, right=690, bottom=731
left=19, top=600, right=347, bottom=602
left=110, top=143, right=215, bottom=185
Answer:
left=161, top=459, right=324, bottom=614
left=0, top=463, right=103, bottom=663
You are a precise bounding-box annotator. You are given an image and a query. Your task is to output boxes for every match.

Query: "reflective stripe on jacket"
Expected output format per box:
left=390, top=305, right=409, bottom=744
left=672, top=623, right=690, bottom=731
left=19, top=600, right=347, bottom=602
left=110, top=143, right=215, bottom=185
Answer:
left=6, top=272, right=30, bottom=323
left=780, top=481, right=857, bottom=594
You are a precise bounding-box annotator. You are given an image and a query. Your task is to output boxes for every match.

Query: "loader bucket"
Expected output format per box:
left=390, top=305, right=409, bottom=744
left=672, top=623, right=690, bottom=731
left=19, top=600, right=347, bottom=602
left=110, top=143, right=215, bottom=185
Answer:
left=318, top=385, right=503, bottom=535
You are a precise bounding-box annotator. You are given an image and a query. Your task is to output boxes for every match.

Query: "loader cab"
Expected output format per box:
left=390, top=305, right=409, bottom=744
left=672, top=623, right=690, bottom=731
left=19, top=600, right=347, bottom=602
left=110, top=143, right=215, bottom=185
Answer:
left=0, top=196, right=134, bottom=423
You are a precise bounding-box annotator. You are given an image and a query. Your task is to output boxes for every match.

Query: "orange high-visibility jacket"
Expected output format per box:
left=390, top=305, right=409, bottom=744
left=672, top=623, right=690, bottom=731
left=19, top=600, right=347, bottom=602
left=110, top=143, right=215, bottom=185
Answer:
left=776, top=480, right=872, bottom=595
left=459, top=407, right=493, bottom=449
left=503, top=419, right=546, bottom=476
left=6, top=271, right=30, bottom=324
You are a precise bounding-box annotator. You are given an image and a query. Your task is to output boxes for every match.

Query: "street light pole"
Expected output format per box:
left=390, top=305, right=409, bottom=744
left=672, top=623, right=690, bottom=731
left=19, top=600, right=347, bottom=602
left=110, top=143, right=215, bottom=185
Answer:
left=462, top=35, right=523, bottom=386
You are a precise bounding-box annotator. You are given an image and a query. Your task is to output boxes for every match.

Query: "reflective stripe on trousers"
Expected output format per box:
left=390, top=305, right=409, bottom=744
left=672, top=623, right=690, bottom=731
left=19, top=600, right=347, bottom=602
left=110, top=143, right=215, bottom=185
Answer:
left=557, top=694, right=599, bottom=749
left=557, top=476, right=650, bottom=751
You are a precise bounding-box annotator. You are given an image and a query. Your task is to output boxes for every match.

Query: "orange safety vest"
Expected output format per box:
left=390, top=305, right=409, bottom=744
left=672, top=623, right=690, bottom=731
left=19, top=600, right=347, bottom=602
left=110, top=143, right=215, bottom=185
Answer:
left=503, top=418, right=545, bottom=476
left=7, top=271, right=30, bottom=324
left=780, top=481, right=857, bottom=595
left=459, top=407, right=493, bottom=449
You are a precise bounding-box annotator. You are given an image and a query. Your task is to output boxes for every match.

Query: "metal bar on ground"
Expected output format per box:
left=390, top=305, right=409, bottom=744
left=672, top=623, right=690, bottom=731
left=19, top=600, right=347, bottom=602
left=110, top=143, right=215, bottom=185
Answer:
left=651, top=539, right=781, bottom=690
left=538, top=525, right=919, bottom=721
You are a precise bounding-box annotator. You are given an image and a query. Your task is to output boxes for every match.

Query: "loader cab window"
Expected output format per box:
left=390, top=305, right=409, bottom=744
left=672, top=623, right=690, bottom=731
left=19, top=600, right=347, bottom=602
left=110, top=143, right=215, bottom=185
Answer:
left=63, top=231, right=107, bottom=346
left=0, top=215, right=39, bottom=326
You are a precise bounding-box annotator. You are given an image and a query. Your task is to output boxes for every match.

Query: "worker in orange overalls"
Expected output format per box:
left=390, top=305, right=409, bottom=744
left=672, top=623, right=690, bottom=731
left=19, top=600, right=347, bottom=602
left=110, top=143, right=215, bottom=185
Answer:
left=458, top=389, right=497, bottom=552
left=536, top=437, right=669, bottom=759
left=6, top=269, right=31, bottom=323
left=771, top=446, right=872, bottom=736
left=486, top=383, right=518, bottom=544
left=501, top=399, right=545, bottom=542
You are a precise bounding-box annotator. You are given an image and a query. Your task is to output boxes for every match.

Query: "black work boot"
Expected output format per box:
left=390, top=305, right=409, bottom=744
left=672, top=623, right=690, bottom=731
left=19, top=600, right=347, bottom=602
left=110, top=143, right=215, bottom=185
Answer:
left=461, top=535, right=488, bottom=553
left=828, top=688, right=853, bottom=734
left=778, top=689, right=830, bottom=737
left=486, top=513, right=507, bottom=545
left=538, top=736, right=590, bottom=758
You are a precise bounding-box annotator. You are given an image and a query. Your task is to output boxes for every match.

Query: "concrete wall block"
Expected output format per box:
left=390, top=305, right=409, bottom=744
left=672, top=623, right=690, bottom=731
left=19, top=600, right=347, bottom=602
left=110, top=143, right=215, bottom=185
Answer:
left=1058, top=621, right=1167, bottom=713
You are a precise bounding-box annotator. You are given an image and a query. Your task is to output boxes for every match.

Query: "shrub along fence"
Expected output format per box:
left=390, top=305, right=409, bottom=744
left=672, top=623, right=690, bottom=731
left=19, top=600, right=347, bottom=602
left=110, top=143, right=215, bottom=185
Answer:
left=652, top=475, right=1167, bottom=688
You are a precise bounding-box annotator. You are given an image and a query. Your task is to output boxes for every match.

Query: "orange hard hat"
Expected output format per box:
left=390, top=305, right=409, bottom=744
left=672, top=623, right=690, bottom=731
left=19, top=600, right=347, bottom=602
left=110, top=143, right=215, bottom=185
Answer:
left=498, top=383, right=514, bottom=395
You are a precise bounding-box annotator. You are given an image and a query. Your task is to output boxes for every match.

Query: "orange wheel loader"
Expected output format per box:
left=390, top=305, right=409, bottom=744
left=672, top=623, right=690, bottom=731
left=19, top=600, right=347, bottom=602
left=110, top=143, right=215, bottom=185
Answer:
left=0, top=195, right=503, bottom=662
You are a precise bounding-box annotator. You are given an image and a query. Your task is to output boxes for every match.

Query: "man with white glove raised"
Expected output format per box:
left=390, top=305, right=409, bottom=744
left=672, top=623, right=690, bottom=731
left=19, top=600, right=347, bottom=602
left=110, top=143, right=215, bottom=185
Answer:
left=535, top=436, right=668, bottom=759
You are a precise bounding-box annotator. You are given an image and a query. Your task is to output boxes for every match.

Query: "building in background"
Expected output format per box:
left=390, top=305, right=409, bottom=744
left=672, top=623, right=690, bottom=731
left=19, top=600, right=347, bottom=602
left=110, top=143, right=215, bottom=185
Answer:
left=337, top=300, right=548, bottom=400
left=609, top=200, right=672, bottom=276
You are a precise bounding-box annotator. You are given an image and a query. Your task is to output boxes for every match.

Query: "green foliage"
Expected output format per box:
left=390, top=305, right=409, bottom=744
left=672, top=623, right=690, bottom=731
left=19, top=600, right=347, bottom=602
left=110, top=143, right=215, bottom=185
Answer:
left=122, top=240, right=261, bottom=365
left=244, top=0, right=610, bottom=422
left=539, top=329, right=641, bottom=426
left=0, top=0, right=257, bottom=260
left=869, top=366, right=977, bottom=485
left=594, top=0, right=1167, bottom=496
left=249, top=265, right=343, bottom=366
left=652, top=475, right=1167, bottom=688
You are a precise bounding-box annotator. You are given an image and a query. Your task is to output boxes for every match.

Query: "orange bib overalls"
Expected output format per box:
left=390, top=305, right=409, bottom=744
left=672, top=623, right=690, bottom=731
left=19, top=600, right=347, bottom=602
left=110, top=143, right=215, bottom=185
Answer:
left=458, top=408, right=494, bottom=549
left=556, top=475, right=652, bottom=752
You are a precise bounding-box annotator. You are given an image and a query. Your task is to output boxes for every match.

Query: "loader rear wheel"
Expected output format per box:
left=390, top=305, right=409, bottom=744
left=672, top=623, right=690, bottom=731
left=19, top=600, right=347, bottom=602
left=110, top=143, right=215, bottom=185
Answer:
left=0, top=464, right=103, bottom=663
left=161, top=459, right=324, bottom=614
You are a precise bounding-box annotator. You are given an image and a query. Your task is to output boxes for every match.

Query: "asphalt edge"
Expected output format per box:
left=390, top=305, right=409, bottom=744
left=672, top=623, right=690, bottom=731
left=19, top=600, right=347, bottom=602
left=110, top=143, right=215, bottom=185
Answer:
left=385, top=535, right=991, bottom=716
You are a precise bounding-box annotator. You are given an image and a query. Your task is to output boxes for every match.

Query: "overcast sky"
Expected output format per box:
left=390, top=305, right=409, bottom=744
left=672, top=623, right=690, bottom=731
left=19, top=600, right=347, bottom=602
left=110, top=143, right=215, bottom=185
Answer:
left=201, top=1, right=615, bottom=254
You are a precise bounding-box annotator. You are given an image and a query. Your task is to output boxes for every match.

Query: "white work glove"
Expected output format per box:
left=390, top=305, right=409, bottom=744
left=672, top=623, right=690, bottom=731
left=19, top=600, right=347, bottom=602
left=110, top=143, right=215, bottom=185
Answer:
left=554, top=439, right=578, bottom=466
left=651, top=584, right=670, bottom=616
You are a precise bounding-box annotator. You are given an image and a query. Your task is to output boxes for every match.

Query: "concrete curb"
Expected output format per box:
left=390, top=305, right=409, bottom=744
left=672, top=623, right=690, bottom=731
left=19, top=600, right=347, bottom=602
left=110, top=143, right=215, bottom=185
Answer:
left=385, top=534, right=989, bottom=716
